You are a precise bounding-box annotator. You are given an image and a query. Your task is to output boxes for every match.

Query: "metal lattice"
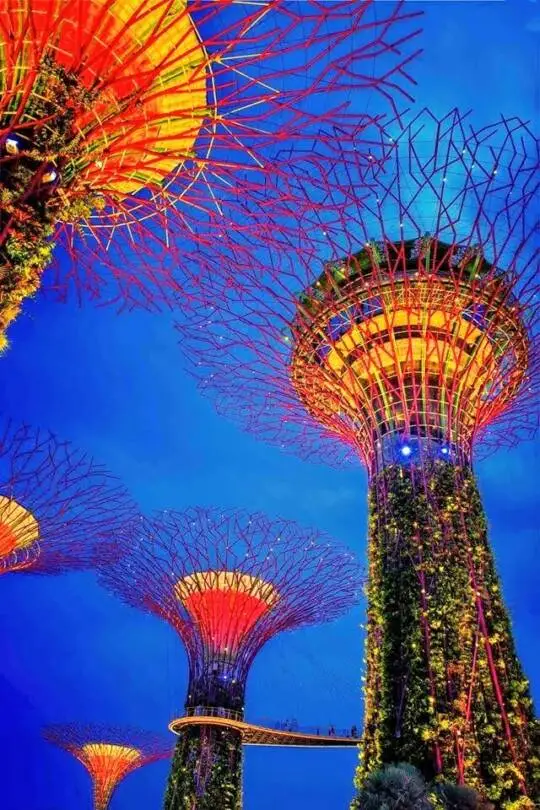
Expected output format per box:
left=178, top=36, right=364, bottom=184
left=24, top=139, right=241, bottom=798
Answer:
left=44, top=723, right=171, bottom=810
left=0, top=419, right=135, bottom=574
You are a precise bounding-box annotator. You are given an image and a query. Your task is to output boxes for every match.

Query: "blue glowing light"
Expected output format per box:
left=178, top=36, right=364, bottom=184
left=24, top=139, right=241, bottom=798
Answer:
left=400, top=445, right=412, bottom=457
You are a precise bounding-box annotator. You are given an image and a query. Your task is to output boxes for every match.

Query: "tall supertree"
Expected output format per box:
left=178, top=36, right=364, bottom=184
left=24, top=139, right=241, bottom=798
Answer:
left=176, top=110, right=540, bottom=806
left=0, top=0, right=421, bottom=350
left=44, top=723, right=172, bottom=810
left=100, top=507, right=362, bottom=809
left=0, top=419, right=135, bottom=574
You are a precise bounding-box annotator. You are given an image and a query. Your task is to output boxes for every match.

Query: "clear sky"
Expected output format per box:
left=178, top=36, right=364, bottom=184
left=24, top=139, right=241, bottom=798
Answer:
left=0, top=2, right=538, bottom=809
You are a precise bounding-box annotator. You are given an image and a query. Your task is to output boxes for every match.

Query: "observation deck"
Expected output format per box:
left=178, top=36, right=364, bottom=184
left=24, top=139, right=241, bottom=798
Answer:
left=169, top=707, right=359, bottom=748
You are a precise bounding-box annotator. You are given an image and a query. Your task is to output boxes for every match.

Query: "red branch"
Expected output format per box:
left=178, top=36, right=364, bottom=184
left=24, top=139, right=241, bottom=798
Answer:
left=0, top=0, right=422, bottom=310
left=0, top=419, right=135, bottom=575
left=177, top=109, right=540, bottom=465
left=99, top=507, right=363, bottom=679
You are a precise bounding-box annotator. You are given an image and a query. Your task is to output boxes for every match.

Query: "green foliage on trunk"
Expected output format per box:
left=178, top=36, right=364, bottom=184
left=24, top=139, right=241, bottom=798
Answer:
left=432, top=782, right=494, bottom=810
left=357, top=460, right=539, bottom=806
left=0, top=55, right=100, bottom=344
left=163, top=725, right=242, bottom=810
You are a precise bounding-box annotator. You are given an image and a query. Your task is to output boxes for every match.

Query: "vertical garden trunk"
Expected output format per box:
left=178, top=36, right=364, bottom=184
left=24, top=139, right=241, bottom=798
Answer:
left=164, top=667, right=245, bottom=810
left=358, top=459, right=539, bottom=806
left=164, top=723, right=243, bottom=810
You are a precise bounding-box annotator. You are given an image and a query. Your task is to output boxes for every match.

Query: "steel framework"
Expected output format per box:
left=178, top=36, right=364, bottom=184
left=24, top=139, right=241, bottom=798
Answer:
left=176, top=110, right=540, bottom=807
left=0, top=0, right=421, bottom=349
left=44, top=723, right=171, bottom=810
left=100, top=506, right=362, bottom=809
left=0, top=419, right=135, bottom=575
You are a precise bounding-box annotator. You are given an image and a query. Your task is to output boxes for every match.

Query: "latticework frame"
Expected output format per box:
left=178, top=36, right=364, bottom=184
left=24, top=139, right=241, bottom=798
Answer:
left=175, top=110, right=540, bottom=805
left=101, top=507, right=361, bottom=810
left=0, top=419, right=135, bottom=574
left=101, top=507, right=362, bottom=688
left=177, top=109, right=540, bottom=467
left=43, top=723, right=172, bottom=810
left=0, top=0, right=422, bottom=345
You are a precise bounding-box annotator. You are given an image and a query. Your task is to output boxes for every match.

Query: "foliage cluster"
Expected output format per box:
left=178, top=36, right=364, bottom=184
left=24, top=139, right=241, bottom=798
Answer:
left=163, top=725, right=242, bottom=810
left=357, top=461, right=539, bottom=805
left=0, top=55, right=100, bottom=343
left=352, top=762, right=537, bottom=810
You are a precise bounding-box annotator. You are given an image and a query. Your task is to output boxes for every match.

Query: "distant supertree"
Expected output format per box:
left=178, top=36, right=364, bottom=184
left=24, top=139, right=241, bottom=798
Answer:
left=0, top=419, right=135, bottom=575
left=176, top=110, right=540, bottom=806
left=0, top=0, right=421, bottom=349
left=100, top=507, right=362, bottom=809
left=44, top=723, right=172, bottom=810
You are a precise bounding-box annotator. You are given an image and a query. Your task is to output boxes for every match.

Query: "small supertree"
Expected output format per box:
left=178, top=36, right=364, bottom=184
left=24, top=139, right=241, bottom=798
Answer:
left=0, top=419, right=135, bottom=575
left=44, top=723, right=172, bottom=810
left=176, top=110, right=540, bottom=806
left=0, top=0, right=422, bottom=349
left=100, top=507, right=362, bottom=809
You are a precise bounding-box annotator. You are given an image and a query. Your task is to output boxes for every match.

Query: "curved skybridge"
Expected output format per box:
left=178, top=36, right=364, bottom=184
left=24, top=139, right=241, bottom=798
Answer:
left=170, top=707, right=359, bottom=748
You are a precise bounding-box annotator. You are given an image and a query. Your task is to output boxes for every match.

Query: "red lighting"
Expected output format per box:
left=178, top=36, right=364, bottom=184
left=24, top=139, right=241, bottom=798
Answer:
left=43, top=724, right=171, bottom=810
left=0, top=524, right=17, bottom=556
left=183, top=589, right=273, bottom=654
left=0, top=497, right=39, bottom=565
left=176, top=571, right=278, bottom=653
left=0, top=421, right=134, bottom=575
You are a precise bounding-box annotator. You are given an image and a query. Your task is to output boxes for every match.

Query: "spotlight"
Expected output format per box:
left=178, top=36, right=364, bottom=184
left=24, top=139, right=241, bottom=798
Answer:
left=400, top=444, right=412, bottom=458
left=5, top=136, right=20, bottom=155
left=42, top=168, right=58, bottom=184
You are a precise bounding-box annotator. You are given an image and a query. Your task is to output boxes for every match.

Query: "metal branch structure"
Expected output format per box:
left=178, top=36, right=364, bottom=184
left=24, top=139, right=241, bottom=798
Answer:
left=0, top=0, right=421, bottom=348
left=176, top=110, right=540, bottom=807
left=0, top=419, right=135, bottom=575
left=44, top=723, right=172, bottom=810
left=100, top=506, right=362, bottom=809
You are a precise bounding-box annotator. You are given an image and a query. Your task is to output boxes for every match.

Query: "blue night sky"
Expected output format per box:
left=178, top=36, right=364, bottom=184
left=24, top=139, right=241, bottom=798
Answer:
left=0, top=2, right=539, bottom=809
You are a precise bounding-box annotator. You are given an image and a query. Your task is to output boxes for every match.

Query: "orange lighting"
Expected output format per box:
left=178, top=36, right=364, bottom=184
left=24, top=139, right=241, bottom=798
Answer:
left=2, top=0, right=207, bottom=196
left=0, top=497, right=39, bottom=559
left=79, top=743, right=142, bottom=810
left=176, top=571, right=279, bottom=653
left=291, top=244, right=528, bottom=467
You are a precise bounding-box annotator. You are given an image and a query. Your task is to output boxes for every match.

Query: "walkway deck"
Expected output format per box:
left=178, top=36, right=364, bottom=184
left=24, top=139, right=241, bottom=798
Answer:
left=169, top=710, right=359, bottom=748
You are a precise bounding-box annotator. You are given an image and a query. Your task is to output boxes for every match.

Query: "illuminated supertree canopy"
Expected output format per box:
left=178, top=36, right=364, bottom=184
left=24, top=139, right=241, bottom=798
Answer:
left=99, top=506, right=362, bottom=809
left=0, top=0, right=422, bottom=350
left=43, top=723, right=172, bottom=810
left=177, top=110, right=540, bottom=806
left=0, top=419, right=135, bottom=575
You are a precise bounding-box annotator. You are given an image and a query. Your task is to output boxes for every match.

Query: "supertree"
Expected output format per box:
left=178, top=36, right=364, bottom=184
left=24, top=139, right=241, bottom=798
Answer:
left=0, top=418, right=135, bottom=574
left=0, top=0, right=422, bottom=350
left=99, top=506, right=362, bottom=809
left=176, top=109, right=540, bottom=806
left=44, top=723, right=172, bottom=810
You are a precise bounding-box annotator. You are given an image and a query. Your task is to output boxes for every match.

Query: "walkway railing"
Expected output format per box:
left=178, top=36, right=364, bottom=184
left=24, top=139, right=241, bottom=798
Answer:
left=177, top=706, right=360, bottom=745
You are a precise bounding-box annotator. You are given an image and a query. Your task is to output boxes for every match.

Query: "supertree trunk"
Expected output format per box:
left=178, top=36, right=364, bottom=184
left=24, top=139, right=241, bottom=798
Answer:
left=98, top=507, right=362, bottom=809
left=358, top=457, right=540, bottom=806
left=164, top=666, right=246, bottom=809
left=164, top=725, right=242, bottom=810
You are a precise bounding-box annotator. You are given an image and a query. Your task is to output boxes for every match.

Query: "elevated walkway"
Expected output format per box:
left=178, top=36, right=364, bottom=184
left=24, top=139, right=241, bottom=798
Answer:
left=169, top=707, right=359, bottom=748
